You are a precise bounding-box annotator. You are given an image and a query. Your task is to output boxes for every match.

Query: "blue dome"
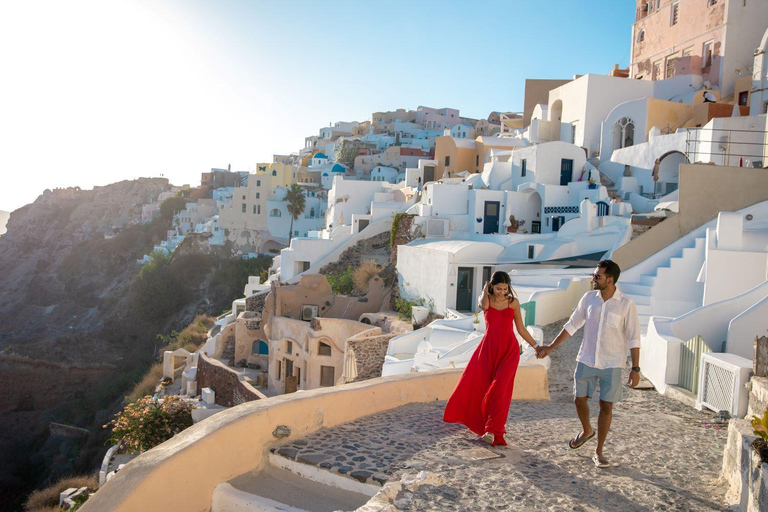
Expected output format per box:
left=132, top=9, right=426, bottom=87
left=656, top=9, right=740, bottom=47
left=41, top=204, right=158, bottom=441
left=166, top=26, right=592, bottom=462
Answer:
left=313, top=152, right=327, bottom=159
left=322, top=173, right=329, bottom=177
left=331, top=163, right=345, bottom=173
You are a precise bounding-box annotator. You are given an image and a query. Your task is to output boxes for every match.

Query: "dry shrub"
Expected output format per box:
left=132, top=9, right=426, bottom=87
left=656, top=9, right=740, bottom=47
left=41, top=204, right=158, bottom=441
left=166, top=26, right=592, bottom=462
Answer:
left=124, top=316, right=214, bottom=403
left=168, top=315, right=214, bottom=353
left=353, top=260, right=382, bottom=293
left=24, top=474, right=97, bottom=511
left=126, top=363, right=163, bottom=403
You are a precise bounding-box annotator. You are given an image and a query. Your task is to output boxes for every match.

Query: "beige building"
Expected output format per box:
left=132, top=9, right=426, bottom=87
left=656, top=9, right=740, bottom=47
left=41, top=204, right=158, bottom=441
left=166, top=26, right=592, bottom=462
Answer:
left=218, top=173, right=271, bottom=232
left=234, top=274, right=390, bottom=395
left=630, top=0, right=768, bottom=99
left=523, top=79, right=571, bottom=127
left=371, top=108, right=417, bottom=128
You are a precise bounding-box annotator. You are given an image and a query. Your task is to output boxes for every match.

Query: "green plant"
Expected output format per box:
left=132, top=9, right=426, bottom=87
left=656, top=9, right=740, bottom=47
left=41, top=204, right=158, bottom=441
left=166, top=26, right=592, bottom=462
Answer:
left=105, top=395, right=193, bottom=453
left=327, top=265, right=355, bottom=295
left=285, top=184, right=306, bottom=244
left=390, top=212, right=413, bottom=248
left=751, top=408, right=768, bottom=441
left=395, top=297, right=425, bottom=321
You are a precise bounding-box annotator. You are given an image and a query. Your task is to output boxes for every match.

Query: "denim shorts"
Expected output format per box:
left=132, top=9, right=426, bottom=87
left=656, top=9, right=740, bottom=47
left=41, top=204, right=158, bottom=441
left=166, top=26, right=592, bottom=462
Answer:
left=573, top=362, right=624, bottom=402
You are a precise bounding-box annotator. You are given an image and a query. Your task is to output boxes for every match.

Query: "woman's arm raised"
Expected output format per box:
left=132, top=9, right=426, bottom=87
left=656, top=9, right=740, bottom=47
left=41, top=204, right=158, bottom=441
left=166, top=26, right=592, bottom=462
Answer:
left=478, top=281, right=491, bottom=311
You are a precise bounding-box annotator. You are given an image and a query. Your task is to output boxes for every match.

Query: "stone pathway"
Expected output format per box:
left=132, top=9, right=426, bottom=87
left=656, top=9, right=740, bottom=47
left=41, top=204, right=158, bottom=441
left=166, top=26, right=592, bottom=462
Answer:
left=272, top=320, right=731, bottom=511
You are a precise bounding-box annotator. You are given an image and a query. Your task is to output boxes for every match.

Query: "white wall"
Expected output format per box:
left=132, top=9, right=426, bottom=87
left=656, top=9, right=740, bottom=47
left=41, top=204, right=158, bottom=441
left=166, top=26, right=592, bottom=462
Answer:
left=397, top=244, right=452, bottom=314
left=326, top=177, right=386, bottom=228
left=427, top=183, right=469, bottom=216
left=598, top=97, right=649, bottom=166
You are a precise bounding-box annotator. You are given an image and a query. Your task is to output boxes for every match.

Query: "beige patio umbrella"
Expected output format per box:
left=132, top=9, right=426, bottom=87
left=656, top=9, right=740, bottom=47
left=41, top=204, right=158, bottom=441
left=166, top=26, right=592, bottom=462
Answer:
left=342, top=347, right=358, bottom=383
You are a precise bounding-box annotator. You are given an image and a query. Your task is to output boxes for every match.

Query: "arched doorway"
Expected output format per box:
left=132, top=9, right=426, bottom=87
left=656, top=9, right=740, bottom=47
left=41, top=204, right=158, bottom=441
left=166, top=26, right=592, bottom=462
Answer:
left=596, top=201, right=609, bottom=217
left=521, top=190, right=543, bottom=234
left=654, top=151, right=688, bottom=196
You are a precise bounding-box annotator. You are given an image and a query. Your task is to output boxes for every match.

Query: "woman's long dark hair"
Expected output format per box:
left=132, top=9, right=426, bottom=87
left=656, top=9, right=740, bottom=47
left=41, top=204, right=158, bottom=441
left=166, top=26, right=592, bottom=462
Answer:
left=489, top=271, right=516, bottom=299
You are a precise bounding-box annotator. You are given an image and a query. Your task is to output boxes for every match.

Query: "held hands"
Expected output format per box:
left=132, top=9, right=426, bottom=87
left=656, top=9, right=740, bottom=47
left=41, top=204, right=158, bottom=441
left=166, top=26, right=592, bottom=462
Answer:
left=535, top=345, right=553, bottom=359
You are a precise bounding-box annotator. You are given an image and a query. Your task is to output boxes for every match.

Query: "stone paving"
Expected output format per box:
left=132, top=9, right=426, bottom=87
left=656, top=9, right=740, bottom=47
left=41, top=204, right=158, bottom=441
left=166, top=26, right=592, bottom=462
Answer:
left=272, top=320, right=731, bottom=511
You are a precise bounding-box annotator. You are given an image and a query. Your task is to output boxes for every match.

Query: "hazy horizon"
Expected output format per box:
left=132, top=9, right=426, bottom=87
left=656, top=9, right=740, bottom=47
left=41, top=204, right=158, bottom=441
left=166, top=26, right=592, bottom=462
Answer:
left=0, top=0, right=634, bottom=213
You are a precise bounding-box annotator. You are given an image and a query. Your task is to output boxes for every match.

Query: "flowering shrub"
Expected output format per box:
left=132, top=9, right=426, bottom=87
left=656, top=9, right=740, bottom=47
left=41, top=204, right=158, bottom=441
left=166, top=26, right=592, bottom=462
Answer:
left=105, top=395, right=193, bottom=453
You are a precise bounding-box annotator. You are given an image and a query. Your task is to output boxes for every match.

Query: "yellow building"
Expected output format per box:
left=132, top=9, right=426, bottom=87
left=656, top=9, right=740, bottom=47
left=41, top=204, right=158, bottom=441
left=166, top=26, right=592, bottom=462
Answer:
left=254, top=162, right=299, bottom=191
left=434, top=136, right=479, bottom=179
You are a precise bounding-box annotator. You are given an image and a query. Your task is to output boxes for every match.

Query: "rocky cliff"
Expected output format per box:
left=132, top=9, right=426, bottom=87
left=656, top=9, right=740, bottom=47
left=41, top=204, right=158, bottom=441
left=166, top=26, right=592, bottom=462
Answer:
left=0, top=179, right=176, bottom=510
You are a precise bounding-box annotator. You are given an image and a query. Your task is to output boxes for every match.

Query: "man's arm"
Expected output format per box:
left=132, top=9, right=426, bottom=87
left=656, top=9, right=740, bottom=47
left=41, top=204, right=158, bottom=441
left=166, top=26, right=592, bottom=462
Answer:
left=626, top=301, right=641, bottom=387
left=536, top=328, right=570, bottom=358
left=536, top=294, right=588, bottom=358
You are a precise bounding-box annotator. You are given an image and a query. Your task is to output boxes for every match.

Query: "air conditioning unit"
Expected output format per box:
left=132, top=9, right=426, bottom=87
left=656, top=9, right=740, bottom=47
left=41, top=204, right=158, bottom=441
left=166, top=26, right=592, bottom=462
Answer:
left=426, top=219, right=449, bottom=238
left=696, top=353, right=752, bottom=417
left=301, top=304, right=319, bottom=322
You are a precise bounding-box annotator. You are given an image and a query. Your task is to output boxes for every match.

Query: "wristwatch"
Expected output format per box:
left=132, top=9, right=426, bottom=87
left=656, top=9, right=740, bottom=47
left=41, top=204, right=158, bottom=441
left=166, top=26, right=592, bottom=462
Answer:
left=631, top=366, right=641, bottom=372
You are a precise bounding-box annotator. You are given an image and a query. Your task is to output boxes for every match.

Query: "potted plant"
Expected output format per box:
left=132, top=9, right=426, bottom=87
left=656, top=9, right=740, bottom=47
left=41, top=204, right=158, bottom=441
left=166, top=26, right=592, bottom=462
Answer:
left=751, top=408, right=768, bottom=463
left=588, top=177, right=597, bottom=189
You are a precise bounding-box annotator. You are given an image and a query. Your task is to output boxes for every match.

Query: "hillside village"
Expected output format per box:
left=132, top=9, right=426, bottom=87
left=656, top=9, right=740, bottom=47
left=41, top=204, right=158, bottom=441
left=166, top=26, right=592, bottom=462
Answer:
left=44, top=1, right=768, bottom=510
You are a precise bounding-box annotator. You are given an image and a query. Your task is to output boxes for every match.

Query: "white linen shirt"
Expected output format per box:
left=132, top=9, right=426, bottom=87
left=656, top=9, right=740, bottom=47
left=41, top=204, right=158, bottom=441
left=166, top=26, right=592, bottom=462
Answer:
left=563, top=289, right=641, bottom=370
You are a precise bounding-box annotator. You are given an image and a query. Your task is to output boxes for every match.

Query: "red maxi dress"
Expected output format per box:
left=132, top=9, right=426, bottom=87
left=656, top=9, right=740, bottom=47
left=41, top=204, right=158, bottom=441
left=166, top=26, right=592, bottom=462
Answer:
left=443, top=305, right=520, bottom=446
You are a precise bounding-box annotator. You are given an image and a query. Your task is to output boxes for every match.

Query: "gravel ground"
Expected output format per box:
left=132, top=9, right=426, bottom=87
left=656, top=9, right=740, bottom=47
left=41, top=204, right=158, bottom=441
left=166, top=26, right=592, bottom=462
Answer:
left=274, top=319, right=731, bottom=511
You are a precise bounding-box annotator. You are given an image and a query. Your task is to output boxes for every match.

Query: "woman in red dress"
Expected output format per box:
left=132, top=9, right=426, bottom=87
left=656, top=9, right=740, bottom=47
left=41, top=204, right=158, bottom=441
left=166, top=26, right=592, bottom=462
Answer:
left=443, top=271, right=540, bottom=446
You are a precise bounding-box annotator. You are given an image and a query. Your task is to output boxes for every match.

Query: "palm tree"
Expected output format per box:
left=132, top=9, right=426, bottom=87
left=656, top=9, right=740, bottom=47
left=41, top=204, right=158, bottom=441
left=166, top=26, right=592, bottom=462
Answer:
left=284, top=184, right=306, bottom=244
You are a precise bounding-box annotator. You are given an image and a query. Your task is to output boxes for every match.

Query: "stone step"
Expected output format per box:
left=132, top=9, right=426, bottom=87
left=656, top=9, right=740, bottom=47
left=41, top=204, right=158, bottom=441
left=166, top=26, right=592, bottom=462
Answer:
left=212, top=463, right=373, bottom=512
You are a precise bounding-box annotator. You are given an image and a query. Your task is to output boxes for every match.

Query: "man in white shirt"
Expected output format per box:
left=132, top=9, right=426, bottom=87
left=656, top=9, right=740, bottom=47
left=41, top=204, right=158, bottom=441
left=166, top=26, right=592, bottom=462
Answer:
left=536, top=259, right=640, bottom=468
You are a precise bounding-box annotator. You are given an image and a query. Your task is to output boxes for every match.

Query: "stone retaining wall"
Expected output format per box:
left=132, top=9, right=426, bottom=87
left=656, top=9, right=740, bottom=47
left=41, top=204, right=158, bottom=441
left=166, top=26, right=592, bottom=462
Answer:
left=196, top=353, right=265, bottom=407
left=347, top=334, right=395, bottom=382
left=722, top=418, right=768, bottom=511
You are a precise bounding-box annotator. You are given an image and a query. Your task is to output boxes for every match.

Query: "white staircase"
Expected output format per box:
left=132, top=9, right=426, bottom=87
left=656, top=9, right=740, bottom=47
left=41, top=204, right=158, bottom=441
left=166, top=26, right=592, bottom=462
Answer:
left=618, top=237, right=706, bottom=333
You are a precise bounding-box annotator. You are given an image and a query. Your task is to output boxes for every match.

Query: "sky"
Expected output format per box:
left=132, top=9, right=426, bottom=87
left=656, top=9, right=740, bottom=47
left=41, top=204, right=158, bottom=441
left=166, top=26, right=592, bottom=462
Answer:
left=0, top=0, right=635, bottom=213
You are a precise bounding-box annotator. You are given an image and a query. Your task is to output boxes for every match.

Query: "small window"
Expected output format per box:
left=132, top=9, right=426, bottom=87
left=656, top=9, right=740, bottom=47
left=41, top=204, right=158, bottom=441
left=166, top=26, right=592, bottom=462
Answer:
left=286, top=340, right=293, bottom=354
left=445, top=156, right=450, bottom=166
left=253, top=205, right=257, bottom=214
left=257, top=205, right=261, bottom=215
left=739, top=91, right=749, bottom=106
left=318, top=342, right=332, bottom=356
left=666, top=57, right=677, bottom=79
left=476, top=155, right=479, bottom=166
left=527, top=246, right=535, bottom=259
left=670, top=2, right=679, bottom=26
left=320, top=365, right=335, bottom=387
left=702, top=40, right=714, bottom=68
left=521, top=159, right=527, bottom=177
left=242, top=203, right=247, bottom=213
left=256, top=192, right=260, bottom=199
left=242, top=195, right=246, bottom=200
left=277, top=360, right=282, bottom=380
left=637, top=29, right=645, bottom=43
left=257, top=180, right=261, bottom=187
left=272, top=170, right=277, bottom=176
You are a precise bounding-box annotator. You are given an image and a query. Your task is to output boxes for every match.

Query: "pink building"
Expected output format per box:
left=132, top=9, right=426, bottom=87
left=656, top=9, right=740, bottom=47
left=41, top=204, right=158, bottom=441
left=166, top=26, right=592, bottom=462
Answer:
left=415, top=106, right=466, bottom=130
left=630, top=0, right=768, bottom=99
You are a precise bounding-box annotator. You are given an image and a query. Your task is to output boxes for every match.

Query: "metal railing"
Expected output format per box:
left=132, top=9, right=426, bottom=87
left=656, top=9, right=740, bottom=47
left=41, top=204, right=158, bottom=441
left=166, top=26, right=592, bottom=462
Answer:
left=684, top=127, right=768, bottom=167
